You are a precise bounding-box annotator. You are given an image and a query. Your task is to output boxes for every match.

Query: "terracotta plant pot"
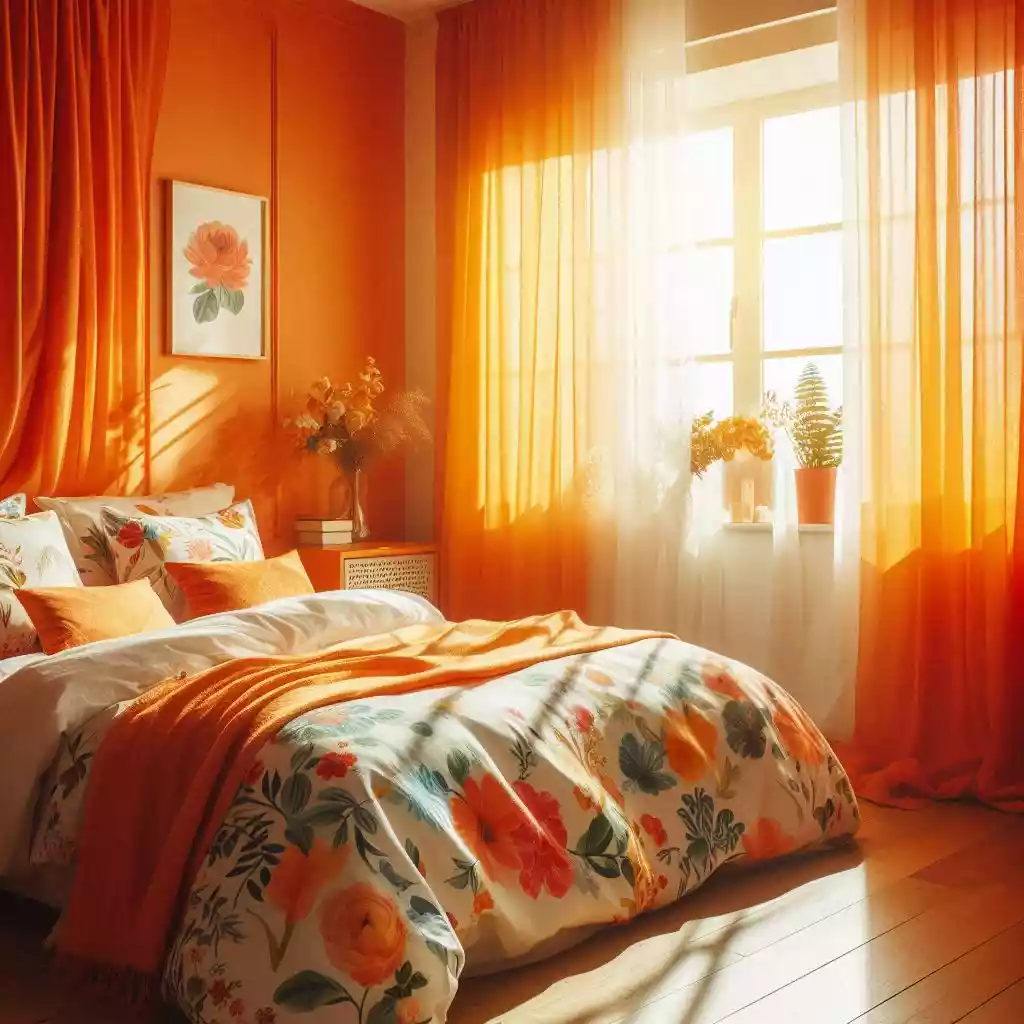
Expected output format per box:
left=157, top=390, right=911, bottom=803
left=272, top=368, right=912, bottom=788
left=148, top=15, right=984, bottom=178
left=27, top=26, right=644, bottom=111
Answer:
left=794, top=466, right=837, bottom=525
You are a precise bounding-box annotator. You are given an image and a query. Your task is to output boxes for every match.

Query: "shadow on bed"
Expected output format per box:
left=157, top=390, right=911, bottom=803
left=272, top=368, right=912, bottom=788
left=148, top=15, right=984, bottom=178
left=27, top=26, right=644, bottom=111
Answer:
left=449, top=836, right=862, bottom=1024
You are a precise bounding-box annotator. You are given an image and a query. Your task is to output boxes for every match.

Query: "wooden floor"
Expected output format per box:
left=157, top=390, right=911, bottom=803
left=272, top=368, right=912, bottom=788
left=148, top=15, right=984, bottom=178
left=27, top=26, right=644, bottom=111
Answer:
left=3, top=803, right=1024, bottom=1024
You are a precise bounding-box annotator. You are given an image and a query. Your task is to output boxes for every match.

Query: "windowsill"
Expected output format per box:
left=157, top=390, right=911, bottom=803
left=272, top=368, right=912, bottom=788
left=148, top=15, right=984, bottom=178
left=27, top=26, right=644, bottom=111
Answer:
left=722, top=522, right=834, bottom=533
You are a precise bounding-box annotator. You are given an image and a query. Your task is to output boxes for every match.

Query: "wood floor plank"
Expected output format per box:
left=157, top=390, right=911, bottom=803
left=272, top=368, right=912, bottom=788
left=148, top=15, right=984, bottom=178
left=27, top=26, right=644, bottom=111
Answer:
left=849, top=921, right=1024, bottom=1024
left=958, top=979, right=1024, bottom=1023
left=686, top=881, right=1024, bottom=1024
left=595, top=875, right=950, bottom=1024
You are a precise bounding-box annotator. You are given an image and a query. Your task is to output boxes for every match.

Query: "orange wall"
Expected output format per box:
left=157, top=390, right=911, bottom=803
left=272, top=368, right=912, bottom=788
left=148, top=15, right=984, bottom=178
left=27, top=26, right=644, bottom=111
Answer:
left=149, top=0, right=406, bottom=551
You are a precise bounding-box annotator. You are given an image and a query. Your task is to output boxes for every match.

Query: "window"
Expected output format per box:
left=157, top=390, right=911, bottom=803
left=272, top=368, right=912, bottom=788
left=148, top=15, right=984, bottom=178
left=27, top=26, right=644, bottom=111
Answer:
left=688, top=90, right=844, bottom=426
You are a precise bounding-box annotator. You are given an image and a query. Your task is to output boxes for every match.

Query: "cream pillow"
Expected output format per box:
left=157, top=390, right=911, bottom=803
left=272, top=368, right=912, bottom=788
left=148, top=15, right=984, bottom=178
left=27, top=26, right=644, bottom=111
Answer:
left=102, top=499, right=264, bottom=620
left=0, top=494, right=26, bottom=519
left=0, top=511, right=83, bottom=658
left=35, top=483, right=235, bottom=586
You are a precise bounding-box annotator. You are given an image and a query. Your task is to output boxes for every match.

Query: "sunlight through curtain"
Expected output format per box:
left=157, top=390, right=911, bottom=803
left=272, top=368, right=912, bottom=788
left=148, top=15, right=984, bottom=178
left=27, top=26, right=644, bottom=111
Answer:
left=436, top=0, right=697, bottom=623
left=0, top=0, right=170, bottom=496
left=841, top=0, right=1024, bottom=805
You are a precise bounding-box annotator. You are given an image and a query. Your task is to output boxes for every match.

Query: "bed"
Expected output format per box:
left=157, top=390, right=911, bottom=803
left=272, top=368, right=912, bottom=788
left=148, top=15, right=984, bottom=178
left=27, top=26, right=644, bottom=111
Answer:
left=0, top=589, right=859, bottom=1024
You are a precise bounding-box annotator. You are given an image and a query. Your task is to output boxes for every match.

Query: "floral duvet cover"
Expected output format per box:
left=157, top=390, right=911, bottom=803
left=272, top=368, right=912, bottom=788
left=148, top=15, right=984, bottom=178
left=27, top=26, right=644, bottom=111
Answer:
left=33, top=634, right=858, bottom=1024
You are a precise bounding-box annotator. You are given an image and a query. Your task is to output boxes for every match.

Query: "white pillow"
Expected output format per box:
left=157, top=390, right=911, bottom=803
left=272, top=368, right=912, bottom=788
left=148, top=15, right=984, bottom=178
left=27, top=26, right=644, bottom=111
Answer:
left=102, top=499, right=264, bottom=620
left=0, top=511, right=83, bottom=658
left=35, top=483, right=235, bottom=586
left=0, top=494, right=26, bottom=519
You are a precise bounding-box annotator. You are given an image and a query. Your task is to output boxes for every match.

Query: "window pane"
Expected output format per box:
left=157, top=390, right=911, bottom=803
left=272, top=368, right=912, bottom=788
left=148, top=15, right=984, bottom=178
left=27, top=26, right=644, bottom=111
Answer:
left=763, top=231, right=842, bottom=350
left=692, top=361, right=733, bottom=421
left=680, top=245, right=734, bottom=356
left=764, top=106, right=841, bottom=231
left=763, top=354, right=842, bottom=411
left=683, top=127, right=733, bottom=241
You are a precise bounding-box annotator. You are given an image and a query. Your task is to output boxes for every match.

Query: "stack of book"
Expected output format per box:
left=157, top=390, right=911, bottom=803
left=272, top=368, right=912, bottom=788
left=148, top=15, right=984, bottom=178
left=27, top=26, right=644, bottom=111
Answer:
left=295, top=516, right=353, bottom=547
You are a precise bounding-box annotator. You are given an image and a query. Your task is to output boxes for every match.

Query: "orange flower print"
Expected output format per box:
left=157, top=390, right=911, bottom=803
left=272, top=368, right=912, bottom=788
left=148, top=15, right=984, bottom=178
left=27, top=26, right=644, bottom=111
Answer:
left=702, top=664, right=746, bottom=701
left=664, top=708, right=718, bottom=781
left=319, top=884, right=406, bottom=988
left=185, top=538, right=214, bottom=561
left=472, top=890, right=494, bottom=916
left=451, top=774, right=528, bottom=880
left=316, top=749, right=358, bottom=779
left=512, top=782, right=573, bottom=899
left=397, top=998, right=422, bottom=1024
left=265, top=839, right=349, bottom=924
left=117, top=521, right=145, bottom=550
left=773, top=702, right=825, bottom=766
left=573, top=783, right=599, bottom=812
left=216, top=508, right=246, bottom=529
left=742, top=818, right=796, bottom=861
left=185, top=221, right=251, bottom=291
left=639, top=813, right=667, bottom=848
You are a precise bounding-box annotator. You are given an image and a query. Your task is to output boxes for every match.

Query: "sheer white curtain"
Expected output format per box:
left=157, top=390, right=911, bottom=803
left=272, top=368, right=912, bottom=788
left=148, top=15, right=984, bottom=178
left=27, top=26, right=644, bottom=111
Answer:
left=587, top=0, right=730, bottom=643
left=586, top=0, right=860, bottom=739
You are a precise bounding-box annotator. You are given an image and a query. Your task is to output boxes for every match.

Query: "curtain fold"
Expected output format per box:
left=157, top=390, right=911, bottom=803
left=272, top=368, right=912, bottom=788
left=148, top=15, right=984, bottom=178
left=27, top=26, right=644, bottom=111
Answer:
left=0, top=0, right=170, bottom=497
left=435, top=0, right=693, bottom=623
left=842, top=0, right=1024, bottom=806
left=435, top=0, right=620, bottom=621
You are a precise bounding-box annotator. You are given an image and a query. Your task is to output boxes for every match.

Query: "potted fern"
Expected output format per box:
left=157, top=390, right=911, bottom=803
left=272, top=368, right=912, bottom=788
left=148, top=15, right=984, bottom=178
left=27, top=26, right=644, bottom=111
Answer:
left=764, top=363, right=842, bottom=525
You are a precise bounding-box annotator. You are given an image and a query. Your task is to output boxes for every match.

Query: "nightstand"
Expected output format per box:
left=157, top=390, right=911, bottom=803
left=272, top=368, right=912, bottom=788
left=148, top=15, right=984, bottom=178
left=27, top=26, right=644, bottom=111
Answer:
left=297, top=542, right=439, bottom=605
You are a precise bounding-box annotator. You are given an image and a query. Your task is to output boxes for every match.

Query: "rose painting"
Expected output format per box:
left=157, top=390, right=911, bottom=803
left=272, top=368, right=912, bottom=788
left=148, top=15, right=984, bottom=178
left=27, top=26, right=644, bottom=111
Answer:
left=169, top=182, right=266, bottom=359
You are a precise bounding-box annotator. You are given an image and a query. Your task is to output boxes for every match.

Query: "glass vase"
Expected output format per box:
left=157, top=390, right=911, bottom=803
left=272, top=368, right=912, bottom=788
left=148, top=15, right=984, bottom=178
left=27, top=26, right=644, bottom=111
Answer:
left=327, top=467, right=369, bottom=540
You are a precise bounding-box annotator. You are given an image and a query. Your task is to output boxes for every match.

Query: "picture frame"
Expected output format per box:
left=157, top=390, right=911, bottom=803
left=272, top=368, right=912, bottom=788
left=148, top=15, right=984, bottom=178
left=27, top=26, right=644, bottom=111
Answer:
left=167, top=180, right=269, bottom=360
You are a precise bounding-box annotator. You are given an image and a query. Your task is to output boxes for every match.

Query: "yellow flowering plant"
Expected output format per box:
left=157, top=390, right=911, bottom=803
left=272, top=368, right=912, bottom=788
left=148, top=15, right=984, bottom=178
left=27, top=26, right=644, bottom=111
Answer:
left=288, top=357, right=430, bottom=473
left=690, top=412, right=773, bottom=477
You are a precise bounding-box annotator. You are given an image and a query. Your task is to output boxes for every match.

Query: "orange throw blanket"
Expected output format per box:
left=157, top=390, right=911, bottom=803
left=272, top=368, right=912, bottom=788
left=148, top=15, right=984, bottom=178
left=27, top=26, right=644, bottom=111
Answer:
left=56, top=612, right=666, bottom=981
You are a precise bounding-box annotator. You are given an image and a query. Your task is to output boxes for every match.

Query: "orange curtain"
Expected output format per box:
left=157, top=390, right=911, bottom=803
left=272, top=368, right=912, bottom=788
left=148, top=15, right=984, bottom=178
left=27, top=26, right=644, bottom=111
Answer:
left=435, top=0, right=621, bottom=621
left=0, top=0, right=170, bottom=497
left=846, top=0, right=1024, bottom=806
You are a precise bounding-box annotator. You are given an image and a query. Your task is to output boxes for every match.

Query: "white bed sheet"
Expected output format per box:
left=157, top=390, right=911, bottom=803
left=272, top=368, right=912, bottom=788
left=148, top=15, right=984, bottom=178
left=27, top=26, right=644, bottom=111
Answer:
left=0, top=589, right=444, bottom=879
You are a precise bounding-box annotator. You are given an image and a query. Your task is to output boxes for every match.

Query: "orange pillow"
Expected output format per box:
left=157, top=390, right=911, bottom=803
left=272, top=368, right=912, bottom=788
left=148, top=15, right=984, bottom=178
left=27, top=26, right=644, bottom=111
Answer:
left=17, top=579, right=176, bottom=654
left=165, top=550, right=315, bottom=618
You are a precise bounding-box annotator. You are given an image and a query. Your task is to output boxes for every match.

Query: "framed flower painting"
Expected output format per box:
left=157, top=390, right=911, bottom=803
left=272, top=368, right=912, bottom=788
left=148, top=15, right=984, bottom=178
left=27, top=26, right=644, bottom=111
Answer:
left=168, top=181, right=268, bottom=359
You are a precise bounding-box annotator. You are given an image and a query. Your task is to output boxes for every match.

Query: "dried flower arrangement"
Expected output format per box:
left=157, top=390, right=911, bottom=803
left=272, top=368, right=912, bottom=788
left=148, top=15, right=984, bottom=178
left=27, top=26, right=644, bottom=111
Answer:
left=288, top=357, right=431, bottom=473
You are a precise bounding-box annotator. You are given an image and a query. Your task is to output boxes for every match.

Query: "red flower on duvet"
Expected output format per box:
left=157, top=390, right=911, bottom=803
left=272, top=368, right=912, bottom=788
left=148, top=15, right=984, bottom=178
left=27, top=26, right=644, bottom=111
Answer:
left=639, top=813, right=668, bottom=848
left=316, top=749, right=358, bottom=779
left=511, top=782, right=573, bottom=899
left=117, top=521, right=145, bottom=550
left=572, top=706, right=595, bottom=733
left=255, top=1009, right=277, bottom=1024
left=229, top=998, right=246, bottom=1018
left=209, top=980, right=230, bottom=1006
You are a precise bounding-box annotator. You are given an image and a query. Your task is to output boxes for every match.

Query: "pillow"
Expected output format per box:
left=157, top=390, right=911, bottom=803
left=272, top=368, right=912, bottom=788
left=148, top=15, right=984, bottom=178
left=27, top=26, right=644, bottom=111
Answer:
left=16, top=579, right=175, bottom=654
left=0, top=493, right=26, bottom=519
left=0, top=512, right=83, bottom=658
left=166, top=550, right=315, bottom=618
left=35, top=483, right=235, bottom=586
left=102, top=499, right=264, bottom=620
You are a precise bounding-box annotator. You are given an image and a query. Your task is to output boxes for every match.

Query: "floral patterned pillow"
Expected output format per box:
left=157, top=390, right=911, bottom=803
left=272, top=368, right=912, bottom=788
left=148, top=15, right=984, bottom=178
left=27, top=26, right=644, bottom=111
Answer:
left=0, top=511, right=83, bottom=658
left=35, top=484, right=235, bottom=587
left=102, top=500, right=264, bottom=620
left=0, top=493, right=26, bottom=519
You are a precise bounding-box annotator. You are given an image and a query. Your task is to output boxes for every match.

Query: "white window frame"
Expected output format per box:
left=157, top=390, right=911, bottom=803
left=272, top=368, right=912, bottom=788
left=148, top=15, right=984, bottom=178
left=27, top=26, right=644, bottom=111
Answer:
left=689, top=81, right=842, bottom=418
